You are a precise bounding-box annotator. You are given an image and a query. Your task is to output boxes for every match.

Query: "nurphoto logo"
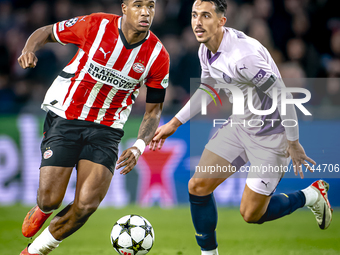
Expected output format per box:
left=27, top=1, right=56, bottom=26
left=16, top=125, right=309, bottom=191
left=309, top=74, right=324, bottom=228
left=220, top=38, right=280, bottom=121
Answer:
left=199, top=81, right=311, bottom=128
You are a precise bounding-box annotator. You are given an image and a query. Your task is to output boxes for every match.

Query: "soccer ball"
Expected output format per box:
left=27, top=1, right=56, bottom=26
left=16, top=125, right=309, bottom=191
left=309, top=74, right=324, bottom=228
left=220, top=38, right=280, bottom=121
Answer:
left=110, top=214, right=155, bottom=255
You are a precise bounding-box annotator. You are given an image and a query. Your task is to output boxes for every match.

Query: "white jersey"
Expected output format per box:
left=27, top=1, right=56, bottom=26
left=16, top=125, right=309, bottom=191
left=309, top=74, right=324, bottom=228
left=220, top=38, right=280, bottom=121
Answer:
left=198, top=27, right=285, bottom=137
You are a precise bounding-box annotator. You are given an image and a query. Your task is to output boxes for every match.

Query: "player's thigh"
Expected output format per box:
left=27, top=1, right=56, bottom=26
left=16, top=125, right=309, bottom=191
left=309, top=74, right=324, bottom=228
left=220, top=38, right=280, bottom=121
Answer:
left=40, top=111, right=84, bottom=169
left=74, top=160, right=113, bottom=210
left=78, top=124, right=124, bottom=174
left=39, top=112, right=85, bottom=204
left=38, top=166, right=73, bottom=206
left=190, top=123, right=249, bottom=195
left=202, top=123, right=249, bottom=179
left=240, top=133, right=288, bottom=221
left=189, top=148, right=238, bottom=196
left=240, top=184, right=271, bottom=222
left=245, top=133, right=288, bottom=196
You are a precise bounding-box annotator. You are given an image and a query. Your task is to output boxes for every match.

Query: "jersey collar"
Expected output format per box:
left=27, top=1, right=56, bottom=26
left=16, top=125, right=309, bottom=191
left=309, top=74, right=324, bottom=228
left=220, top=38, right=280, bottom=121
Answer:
left=207, top=51, right=221, bottom=65
left=206, top=28, right=229, bottom=65
left=118, top=17, right=150, bottom=50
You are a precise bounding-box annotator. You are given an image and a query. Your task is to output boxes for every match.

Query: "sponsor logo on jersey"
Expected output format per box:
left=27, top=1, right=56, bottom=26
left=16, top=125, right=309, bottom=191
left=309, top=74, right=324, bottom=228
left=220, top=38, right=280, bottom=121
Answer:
left=43, top=150, right=53, bottom=159
left=223, top=73, right=232, bottom=83
left=65, top=17, right=78, bottom=27
left=87, top=62, right=138, bottom=90
left=132, top=62, right=145, bottom=73
left=251, top=69, right=266, bottom=85
left=160, top=74, right=169, bottom=88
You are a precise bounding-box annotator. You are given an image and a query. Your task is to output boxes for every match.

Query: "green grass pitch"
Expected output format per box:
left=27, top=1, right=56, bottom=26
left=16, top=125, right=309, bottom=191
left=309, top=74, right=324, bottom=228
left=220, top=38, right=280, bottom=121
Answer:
left=0, top=205, right=339, bottom=255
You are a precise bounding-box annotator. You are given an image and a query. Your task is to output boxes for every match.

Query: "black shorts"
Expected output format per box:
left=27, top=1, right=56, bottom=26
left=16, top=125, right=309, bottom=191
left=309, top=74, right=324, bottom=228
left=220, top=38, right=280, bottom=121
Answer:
left=40, top=111, right=124, bottom=173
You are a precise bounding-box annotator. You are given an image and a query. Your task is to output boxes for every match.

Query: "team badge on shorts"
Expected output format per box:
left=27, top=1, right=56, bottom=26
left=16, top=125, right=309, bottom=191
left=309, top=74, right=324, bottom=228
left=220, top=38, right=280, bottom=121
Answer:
left=65, top=17, right=78, bottom=27
left=43, top=150, right=53, bottom=159
left=132, top=62, right=145, bottom=73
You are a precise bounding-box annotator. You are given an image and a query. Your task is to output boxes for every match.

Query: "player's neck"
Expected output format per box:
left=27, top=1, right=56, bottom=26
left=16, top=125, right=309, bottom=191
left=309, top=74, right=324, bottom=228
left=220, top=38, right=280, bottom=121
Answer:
left=205, top=28, right=224, bottom=54
left=121, top=18, right=148, bottom=45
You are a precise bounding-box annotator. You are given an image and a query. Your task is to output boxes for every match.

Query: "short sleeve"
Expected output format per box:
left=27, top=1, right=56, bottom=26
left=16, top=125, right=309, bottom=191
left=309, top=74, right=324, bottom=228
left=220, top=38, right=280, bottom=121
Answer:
left=145, top=47, right=170, bottom=89
left=236, top=54, right=277, bottom=92
left=53, top=14, right=91, bottom=47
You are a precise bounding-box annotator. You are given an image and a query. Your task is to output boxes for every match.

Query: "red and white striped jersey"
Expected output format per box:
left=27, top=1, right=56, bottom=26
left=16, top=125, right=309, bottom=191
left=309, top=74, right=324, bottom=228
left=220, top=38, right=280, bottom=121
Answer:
left=42, top=13, right=170, bottom=129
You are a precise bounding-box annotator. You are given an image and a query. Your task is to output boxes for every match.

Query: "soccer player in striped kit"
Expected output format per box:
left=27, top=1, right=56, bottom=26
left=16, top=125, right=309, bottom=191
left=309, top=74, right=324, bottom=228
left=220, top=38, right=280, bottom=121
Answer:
left=150, top=1, right=333, bottom=254
left=18, top=1, right=169, bottom=254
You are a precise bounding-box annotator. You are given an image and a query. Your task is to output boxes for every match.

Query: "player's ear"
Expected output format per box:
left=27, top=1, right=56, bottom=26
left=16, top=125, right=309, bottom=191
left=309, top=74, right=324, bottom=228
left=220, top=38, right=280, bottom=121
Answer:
left=121, top=2, right=127, bottom=15
left=219, top=16, right=227, bottom=27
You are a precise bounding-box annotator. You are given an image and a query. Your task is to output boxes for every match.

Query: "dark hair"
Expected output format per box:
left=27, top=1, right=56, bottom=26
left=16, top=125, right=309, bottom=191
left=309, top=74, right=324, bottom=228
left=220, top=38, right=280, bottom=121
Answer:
left=121, top=0, right=156, bottom=4
left=201, top=0, right=227, bottom=15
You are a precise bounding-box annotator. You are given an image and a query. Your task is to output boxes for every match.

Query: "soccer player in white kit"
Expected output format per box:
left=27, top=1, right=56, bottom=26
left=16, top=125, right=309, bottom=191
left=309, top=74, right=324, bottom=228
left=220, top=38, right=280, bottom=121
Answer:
left=150, top=1, right=333, bottom=254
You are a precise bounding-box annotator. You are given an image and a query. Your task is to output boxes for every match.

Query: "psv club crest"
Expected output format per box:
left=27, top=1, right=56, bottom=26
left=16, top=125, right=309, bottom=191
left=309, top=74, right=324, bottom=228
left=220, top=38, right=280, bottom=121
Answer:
left=43, top=149, right=53, bottom=159
left=132, top=62, right=145, bottom=73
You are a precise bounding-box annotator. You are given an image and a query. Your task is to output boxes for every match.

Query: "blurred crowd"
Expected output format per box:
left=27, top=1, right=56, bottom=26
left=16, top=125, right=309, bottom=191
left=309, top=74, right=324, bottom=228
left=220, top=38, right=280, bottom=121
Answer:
left=0, top=0, right=339, bottom=116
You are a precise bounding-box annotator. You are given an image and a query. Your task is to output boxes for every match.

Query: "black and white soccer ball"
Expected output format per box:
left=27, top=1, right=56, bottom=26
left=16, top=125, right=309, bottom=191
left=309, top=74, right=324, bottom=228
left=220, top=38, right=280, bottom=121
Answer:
left=110, top=214, right=155, bottom=255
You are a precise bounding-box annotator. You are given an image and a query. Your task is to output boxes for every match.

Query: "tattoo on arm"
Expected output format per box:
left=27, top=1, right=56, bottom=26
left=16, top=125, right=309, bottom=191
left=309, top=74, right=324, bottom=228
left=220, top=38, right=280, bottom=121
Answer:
left=137, top=103, right=162, bottom=145
left=137, top=114, right=160, bottom=145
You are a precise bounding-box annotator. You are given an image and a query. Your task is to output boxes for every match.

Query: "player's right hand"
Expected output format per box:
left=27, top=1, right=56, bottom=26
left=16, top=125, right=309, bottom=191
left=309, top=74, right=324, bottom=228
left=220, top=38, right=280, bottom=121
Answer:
left=18, top=51, right=38, bottom=69
left=286, top=140, right=316, bottom=179
left=149, top=121, right=179, bottom=150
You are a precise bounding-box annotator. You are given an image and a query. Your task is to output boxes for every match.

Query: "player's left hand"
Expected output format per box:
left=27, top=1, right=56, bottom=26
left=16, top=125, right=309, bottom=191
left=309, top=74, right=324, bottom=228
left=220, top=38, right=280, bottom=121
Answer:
left=149, top=117, right=181, bottom=150
left=116, top=147, right=141, bottom=175
left=286, top=140, right=316, bottom=179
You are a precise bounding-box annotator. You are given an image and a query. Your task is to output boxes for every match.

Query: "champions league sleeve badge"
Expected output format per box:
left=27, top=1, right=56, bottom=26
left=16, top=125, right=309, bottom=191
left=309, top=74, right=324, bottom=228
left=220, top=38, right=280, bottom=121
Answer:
left=65, top=17, right=79, bottom=27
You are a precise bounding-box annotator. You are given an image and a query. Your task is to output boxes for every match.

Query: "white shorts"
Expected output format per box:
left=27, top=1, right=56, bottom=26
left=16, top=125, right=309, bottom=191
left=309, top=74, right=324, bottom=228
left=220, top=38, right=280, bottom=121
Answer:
left=205, top=123, right=290, bottom=196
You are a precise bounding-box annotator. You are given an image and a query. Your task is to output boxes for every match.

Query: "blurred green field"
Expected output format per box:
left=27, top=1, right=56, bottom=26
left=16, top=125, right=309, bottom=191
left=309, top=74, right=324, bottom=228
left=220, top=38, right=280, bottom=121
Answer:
left=0, top=205, right=339, bottom=255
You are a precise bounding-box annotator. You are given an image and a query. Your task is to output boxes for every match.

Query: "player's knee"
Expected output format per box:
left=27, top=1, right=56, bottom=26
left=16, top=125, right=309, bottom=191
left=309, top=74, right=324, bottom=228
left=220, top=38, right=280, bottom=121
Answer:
left=188, top=178, right=212, bottom=196
left=240, top=208, right=263, bottom=223
left=37, top=193, right=61, bottom=212
left=241, top=213, right=261, bottom=223
left=38, top=202, right=59, bottom=213
left=74, top=201, right=99, bottom=220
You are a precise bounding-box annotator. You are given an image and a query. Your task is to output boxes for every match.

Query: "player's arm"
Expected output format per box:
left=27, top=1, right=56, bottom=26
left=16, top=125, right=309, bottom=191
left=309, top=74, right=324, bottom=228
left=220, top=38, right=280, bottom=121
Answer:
left=150, top=86, right=216, bottom=150
left=235, top=56, right=296, bottom=137
left=272, top=83, right=316, bottom=177
left=264, top=79, right=316, bottom=177
left=19, top=14, right=93, bottom=69
left=236, top=55, right=316, bottom=177
left=116, top=101, right=164, bottom=175
left=116, top=49, right=169, bottom=174
left=18, top=25, right=56, bottom=69
left=256, top=74, right=316, bottom=177
left=150, top=46, right=216, bottom=150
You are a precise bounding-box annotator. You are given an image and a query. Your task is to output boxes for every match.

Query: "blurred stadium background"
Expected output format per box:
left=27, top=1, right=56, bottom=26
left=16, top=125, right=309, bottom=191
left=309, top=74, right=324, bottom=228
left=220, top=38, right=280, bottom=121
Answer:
left=0, top=0, right=340, bottom=254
